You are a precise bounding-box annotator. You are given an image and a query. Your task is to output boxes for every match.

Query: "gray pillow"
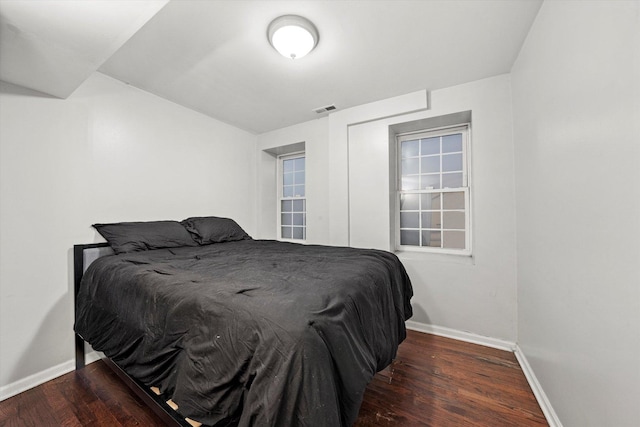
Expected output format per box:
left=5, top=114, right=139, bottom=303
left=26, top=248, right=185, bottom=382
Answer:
left=93, top=221, right=198, bottom=254
left=181, top=217, right=251, bottom=245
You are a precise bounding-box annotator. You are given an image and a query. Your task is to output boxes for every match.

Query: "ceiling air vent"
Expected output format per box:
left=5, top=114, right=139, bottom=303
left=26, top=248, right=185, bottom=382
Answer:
left=313, top=104, right=337, bottom=114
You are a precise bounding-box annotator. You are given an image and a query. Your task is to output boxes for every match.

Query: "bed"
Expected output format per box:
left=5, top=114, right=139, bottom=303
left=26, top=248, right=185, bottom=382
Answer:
left=74, top=217, right=413, bottom=427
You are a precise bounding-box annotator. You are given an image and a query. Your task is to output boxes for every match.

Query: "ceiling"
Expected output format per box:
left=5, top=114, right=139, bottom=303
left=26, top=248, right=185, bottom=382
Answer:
left=0, top=0, right=168, bottom=98
left=1, top=0, right=542, bottom=134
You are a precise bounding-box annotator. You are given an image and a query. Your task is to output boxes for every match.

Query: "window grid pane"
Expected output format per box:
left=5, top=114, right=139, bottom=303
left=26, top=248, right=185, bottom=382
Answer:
left=400, top=133, right=465, bottom=190
left=280, top=155, right=306, bottom=241
left=398, top=127, right=468, bottom=252
left=283, top=156, right=305, bottom=199
left=399, top=190, right=466, bottom=249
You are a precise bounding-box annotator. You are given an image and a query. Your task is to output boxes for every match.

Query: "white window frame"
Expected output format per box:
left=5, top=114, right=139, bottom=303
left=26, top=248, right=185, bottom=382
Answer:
left=277, top=152, right=306, bottom=242
left=395, top=124, right=472, bottom=256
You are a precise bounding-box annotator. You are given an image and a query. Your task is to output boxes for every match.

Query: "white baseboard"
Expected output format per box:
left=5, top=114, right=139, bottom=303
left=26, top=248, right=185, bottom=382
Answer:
left=405, top=320, right=561, bottom=427
left=0, top=360, right=74, bottom=401
left=0, top=350, right=103, bottom=402
left=405, top=320, right=516, bottom=351
left=514, top=345, right=563, bottom=427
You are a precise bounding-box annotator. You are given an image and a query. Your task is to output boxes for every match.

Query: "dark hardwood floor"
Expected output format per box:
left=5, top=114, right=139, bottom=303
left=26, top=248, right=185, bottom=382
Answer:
left=354, top=331, right=547, bottom=426
left=0, top=330, right=547, bottom=426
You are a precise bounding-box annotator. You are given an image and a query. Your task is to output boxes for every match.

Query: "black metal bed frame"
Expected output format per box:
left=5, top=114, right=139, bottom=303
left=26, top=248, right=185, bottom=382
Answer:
left=73, top=243, right=192, bottom=427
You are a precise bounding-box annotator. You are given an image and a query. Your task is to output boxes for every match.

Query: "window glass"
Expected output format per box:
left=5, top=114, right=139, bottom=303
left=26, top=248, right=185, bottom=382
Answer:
left=283, top=159, right=294, bottom=173
left=442, top=134, right=462, bottom=153
left=282, top=227, right=292, bottom=239
left=421, top=156, right=440, bottom=173
left=421, top=193, right=441, bottom=210
left=442, top=153, right=462, bottom=172
left=442, top=173, right=463, bottom=189
left=292, top=227, right=304, bottom=240
left=421, top=137, right=440, bottom=155
left=400, top=212, right=420, bottom=229
left=293, top=213, right=305, bottom=226
left=400, top=194, right=419, bottom=210
left=443, top=192, right=465, bottom=210
left=443, top=231, right=465, bottom=249
left=443, top=211, right=465, bottom=229
left=402, top=175, right=419, bottom=191
left=283, top=173, right=293, bottom=185
left=400, top=230, right=420, bottom=246
left=292, top=199, right=304, bottom=211
left=421, top=230, right=442, bottom=248
left=402, top=139, right=419, bottom=158
left=421, top=212, right=441, bottom=229
left=402, top=158, right=419, bottom=175
left=281, top=213, right=292, bottom=226
left=420, top=174, right=440, bottom=190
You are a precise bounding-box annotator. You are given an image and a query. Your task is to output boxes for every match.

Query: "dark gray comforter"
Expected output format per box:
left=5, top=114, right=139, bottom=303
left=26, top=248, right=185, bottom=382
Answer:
left=74, top=240, right=413, bottom=426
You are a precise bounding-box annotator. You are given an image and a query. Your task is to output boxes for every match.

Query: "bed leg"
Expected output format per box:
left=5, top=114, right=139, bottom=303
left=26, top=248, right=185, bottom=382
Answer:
left=75, top=334, right=85, bottom=369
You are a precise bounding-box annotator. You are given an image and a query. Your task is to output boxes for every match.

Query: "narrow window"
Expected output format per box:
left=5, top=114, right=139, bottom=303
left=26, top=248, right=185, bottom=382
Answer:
left=397, top=125, right=471, bottom=255
left=279, top=153, right=306, bottom=241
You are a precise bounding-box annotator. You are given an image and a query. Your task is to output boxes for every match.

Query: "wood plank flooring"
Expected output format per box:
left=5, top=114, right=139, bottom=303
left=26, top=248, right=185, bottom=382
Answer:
left=354, top=331, right=547, bottom=426
left=0, top=330, right=547, bottom=426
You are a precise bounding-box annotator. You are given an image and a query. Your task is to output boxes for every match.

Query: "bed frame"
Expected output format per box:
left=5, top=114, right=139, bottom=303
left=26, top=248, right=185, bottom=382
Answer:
left=73, top=243, right=192, bottom=427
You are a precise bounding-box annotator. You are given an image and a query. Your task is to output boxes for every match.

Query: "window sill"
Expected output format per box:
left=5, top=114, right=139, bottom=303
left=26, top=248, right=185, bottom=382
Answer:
left=278, top=238, right=308, bottom=245
left=394, top=249, right=475, bottom=266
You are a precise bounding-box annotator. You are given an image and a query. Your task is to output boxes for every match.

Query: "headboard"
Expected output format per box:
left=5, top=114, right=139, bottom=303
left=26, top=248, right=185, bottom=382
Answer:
left=73, top=242, right=113, bottom=369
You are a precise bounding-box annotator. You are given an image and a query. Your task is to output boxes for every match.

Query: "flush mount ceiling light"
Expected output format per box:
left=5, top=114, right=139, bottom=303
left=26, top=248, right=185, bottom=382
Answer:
left=268, top=15, right=318, bottom=59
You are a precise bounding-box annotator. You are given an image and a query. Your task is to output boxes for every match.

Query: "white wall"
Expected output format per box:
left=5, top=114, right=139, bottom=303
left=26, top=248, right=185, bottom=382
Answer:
left=511, top=1, right=640, bottom=426
left=257, top=76, right=518, bottom=342
left=0, top=72, right=256, bottom=396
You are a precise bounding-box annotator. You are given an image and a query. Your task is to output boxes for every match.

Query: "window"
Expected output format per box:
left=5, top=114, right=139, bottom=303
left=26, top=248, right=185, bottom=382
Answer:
left=397, top=125, right=470, bottom=255
left=278, top=153, right=306, bottom=240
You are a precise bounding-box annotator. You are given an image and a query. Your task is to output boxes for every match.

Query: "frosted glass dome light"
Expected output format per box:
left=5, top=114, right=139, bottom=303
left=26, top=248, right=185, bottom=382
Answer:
left=268, top=15, right=318, bottom=59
